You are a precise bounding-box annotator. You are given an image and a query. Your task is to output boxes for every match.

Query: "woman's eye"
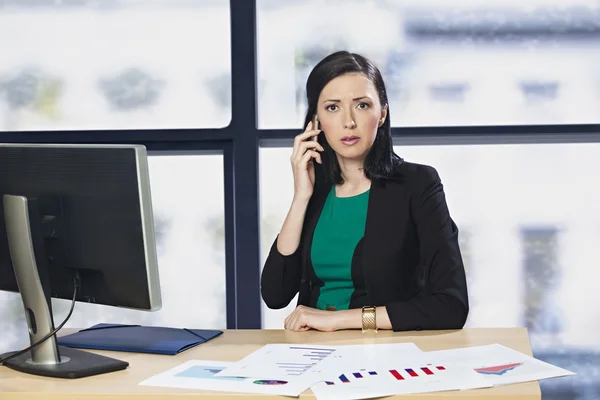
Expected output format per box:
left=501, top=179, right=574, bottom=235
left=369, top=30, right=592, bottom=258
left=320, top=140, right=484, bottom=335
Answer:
left=357, top=102, right=370, bottom=109
left=326, top=104, right=338, bottom=112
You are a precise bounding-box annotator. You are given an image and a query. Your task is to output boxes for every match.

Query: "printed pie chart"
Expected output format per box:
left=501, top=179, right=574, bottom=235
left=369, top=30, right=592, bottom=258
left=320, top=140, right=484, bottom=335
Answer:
left=253, top=379, right=288, bottom=385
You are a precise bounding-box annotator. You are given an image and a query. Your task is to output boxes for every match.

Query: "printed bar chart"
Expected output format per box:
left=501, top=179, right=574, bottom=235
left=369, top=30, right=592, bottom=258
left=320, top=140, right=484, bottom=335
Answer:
left=274, top=362, right=315, bottom=376
left=325, top=365, right=448, bottom=385
left=390, top=366, right=447, bottom=380
left=291, top=346, right=336, bottom=363
left=273, top=346, right=336, bottom=376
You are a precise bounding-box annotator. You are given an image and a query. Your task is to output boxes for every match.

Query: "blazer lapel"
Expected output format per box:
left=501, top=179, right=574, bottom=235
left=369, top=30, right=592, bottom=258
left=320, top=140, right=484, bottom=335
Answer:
left=361, top=179, right=392, bottom=304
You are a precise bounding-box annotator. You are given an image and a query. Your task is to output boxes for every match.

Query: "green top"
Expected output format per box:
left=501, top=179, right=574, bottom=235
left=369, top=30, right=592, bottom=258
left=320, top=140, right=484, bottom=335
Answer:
left=311, top=187, right=370, bottom=311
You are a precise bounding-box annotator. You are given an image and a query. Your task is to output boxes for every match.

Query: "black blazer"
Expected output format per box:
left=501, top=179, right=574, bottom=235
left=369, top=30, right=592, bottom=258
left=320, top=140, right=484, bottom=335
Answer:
left=260, top=161, right=469, bottom=331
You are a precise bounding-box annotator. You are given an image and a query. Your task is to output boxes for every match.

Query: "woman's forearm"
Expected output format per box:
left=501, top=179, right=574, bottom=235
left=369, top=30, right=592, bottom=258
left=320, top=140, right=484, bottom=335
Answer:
left=276, top=198, right=310, bottom=255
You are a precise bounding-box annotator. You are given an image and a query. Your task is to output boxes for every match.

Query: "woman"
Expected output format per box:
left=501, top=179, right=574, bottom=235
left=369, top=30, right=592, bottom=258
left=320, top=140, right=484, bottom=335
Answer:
left=261, top=51, right=468, bottom=332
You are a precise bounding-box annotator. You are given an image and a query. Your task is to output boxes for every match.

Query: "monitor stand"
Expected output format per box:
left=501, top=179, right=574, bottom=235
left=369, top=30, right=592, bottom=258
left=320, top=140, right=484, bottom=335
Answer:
left=0, top=195, right=128, bottom=379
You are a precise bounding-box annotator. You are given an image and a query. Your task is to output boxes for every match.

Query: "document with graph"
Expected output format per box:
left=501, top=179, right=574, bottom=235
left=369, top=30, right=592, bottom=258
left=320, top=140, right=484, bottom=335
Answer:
left=419, top=343, right=576, bottom=386
left=214, top=344, right=340, bottom=387
left=139, top=359, right=311, bottom=397
left=310, top=361, right=491, bottom=400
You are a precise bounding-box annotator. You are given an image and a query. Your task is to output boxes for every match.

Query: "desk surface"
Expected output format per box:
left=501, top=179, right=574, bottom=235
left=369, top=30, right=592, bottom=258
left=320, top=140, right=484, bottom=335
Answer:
left=0, top=328, right=541, bottom=399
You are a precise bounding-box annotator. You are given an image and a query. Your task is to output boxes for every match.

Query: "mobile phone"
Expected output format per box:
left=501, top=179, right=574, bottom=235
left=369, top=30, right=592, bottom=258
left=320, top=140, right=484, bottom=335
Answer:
left=312, top=114, right=319, bottom=131
left=311, top=114, right=319, bottom=142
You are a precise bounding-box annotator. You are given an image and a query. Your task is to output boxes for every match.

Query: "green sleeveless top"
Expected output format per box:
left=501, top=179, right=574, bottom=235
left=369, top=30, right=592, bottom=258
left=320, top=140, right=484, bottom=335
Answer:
left=311, top=186, right=370, bottom=311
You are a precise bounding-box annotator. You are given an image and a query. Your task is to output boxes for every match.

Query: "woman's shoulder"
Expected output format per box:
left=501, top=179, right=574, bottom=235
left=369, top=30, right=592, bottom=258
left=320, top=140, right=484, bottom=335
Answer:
left=387, top=159, right=441, bottom=186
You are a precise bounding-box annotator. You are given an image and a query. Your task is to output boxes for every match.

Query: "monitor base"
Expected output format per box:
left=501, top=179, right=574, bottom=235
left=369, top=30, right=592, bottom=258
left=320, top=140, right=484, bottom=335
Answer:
left=1, top=345, right=128, bottom=379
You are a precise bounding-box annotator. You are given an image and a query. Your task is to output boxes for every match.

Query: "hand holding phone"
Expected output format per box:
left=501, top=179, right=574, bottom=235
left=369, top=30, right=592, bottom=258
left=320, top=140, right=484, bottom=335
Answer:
left=290, top=115, right=324, bottom=202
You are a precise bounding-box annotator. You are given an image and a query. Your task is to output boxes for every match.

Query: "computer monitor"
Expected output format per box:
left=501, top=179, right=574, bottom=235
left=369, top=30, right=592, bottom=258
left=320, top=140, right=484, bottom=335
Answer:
left=0, top=143, right=162, bottom=379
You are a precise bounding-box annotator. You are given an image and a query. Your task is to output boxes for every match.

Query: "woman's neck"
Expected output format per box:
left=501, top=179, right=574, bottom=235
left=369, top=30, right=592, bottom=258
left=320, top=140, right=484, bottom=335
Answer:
left=336, top=156, right=371, bottom=197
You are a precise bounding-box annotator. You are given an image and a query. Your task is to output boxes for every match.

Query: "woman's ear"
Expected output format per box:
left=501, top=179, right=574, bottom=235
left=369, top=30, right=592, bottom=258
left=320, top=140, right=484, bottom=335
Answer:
left=317, top=128, right=327, bottom=147
left=379, top=104, right=388, bottom=127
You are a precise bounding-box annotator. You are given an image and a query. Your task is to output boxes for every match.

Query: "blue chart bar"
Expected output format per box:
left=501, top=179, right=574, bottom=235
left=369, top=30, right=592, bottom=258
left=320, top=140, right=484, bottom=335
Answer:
left=304, top=353, right=330, bottom=361
left=303, top=350, right=334, bottom=363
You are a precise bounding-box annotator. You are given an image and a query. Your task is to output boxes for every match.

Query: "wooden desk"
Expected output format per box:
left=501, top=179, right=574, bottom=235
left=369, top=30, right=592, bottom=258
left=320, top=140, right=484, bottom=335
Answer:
left=0, top=328, right=541, bottom=399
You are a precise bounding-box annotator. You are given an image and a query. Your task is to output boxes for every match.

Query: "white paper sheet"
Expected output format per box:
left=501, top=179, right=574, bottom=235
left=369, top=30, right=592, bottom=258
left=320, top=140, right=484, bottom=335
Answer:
left=214, top=343, right=338, bottom=387
left=310, top=360, right=491, bottom=400
left=139, top=360, right=310, bottom=397
left=416, top=343, right=576, bottom=386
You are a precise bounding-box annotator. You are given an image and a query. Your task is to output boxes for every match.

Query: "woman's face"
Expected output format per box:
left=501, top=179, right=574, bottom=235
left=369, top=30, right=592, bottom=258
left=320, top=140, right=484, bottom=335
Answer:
left=316, top=73, right=387, bottom=162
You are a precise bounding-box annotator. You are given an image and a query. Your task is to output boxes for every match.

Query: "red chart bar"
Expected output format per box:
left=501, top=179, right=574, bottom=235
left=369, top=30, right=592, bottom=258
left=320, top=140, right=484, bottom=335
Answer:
left=389, top=370, right=404, bottom=380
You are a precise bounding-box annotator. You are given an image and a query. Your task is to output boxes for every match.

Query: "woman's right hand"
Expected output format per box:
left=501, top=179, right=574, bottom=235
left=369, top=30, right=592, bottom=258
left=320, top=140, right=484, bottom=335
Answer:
left=291, top=121, right=324, bottom=203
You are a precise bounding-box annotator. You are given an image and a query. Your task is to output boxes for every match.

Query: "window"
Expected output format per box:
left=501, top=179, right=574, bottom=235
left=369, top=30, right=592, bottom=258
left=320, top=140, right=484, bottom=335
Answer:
left=256, top=0, right=600, bottom=128
left=521, top=227, right=562, bottom=342
left=457, top=227, right=473, bottom=290
left=0, top=153, right=226, bottom=354
left=0, top=0, right=231, bottom=131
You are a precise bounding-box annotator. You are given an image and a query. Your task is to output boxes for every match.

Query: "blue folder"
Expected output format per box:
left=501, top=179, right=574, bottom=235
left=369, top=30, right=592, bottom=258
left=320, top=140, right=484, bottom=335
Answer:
left=57, top=323, right=223, bottom=355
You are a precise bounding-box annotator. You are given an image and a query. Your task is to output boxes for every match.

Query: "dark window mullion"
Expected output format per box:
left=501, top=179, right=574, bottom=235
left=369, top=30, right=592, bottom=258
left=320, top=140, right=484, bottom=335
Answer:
left=228, top=0, right=261, bottom=328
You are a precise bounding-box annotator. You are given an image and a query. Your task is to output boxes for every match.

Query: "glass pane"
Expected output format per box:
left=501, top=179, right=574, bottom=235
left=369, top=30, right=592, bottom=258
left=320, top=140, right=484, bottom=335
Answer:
left=259, top=143, right=600, bottom=397
left=0, top=153, right=226, bottom=354
left=259, top=148, right=300, bottom=328
left=257, top=0, right=600, bottom=128
left=0, top=1, right=231, bottom=131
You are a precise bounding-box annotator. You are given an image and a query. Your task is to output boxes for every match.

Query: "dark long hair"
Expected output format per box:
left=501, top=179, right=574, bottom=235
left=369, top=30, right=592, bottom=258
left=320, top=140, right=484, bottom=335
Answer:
left=303, top=51, right=403, bottom=185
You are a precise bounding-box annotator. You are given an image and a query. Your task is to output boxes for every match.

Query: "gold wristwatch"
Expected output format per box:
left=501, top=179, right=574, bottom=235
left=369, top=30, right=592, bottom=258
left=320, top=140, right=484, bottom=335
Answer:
left=361, top=306, right=377, bottom=332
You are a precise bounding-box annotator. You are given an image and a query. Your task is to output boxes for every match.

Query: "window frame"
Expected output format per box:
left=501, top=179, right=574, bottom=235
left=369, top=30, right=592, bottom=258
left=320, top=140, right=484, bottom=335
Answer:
left=1, top=0, right=600, bottom=329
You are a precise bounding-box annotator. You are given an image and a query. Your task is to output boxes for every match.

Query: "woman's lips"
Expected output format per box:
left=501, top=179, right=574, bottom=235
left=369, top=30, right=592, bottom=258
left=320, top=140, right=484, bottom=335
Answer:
left=341, top=136, right=360, bottom=146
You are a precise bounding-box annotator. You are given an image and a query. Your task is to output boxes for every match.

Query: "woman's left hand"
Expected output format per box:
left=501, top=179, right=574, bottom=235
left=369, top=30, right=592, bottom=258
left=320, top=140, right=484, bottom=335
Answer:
left=284, top=305, right=340, bottom=332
